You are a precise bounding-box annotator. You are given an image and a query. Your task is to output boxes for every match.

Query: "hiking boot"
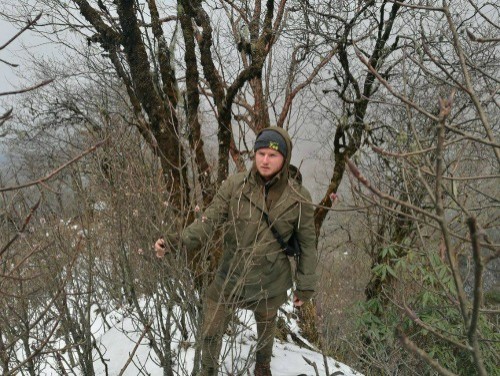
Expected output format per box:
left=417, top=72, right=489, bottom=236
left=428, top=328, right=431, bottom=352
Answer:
left=254, top=362, right=272, bottom=376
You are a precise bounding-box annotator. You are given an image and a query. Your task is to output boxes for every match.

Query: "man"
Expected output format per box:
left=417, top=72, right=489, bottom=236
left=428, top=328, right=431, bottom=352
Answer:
left=155, top=127, right=318, bottom=376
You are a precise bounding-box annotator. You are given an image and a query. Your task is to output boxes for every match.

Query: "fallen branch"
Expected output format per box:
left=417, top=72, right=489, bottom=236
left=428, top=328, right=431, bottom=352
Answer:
left=302, top=356, right=320, bottom=376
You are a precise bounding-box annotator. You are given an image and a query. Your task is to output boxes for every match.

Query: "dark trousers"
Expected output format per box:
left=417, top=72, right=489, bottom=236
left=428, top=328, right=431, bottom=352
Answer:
left=200, top=284, right=287, bottom=375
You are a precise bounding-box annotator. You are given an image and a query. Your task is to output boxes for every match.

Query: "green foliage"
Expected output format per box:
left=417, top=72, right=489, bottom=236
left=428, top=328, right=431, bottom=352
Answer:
left=371, top=262, right=397, bottom=282
left=354, top=299, right=393, bottom=344
left=484, top=288, right=500, bottom=305
left=370, top=246, right=399, bottom=282
left=351, top=248, right=500, bottom=375
left=380, top=246, right=398, bottom=259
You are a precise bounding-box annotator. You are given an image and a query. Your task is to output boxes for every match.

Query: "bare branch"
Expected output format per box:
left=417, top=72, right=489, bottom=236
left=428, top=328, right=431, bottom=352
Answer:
left=434, top=92, right=469, bottom=326
left=0, top=138, right=108, bottom=192
left=385, top=1, right=444, bottom=11
left=442, top=2, right=500, bottom=164
left=443, top=125, right=500, bottom=149
left=370, top=138, right=464, bottom=158
left=0, top=108, right=13, bottom=128
left=277, top=46, right=339, bottom=127
left=467, top=216, right=488, bottom=376
left=0, top=13, right=43, bottom=51
left=465, top=0, right=500, bottom=30
left=0, top=58, right=18, bottom=67
left=0, top=198, right=40, bottom=258
left=354, top=46, right=439, bottom=122
left=139, top=15, right=177, bottom=28
left=302, top=356, right=320, bottom=376
left=396, top=326, right=459, bottom=376
left=403, top=305, right=472, bottom=352
left=346, top=158, right=441, bottom=222
left=117, top=323, right=151, bottom=376
left=466, top=29, right=500, bottom=43
left=2, top=239, right=82, bottom=373
left=0, top=79, right=54, bottom=97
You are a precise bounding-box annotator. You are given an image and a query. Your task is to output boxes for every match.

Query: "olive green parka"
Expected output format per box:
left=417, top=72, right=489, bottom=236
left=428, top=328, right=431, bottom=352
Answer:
left=181, top=127, right=317, bottom=302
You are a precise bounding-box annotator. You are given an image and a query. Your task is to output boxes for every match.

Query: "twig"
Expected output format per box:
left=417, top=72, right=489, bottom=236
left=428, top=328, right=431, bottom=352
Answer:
left=0, top=108, right=13, bottom=121
left=353, top=46, right=439, bottom=122
left=346, top=158, right=441, bottom=223
left=351, top=180, right=494, bottom=251
left=55, top=353, right=69, bottom=376
left=277, top=46, right=339, bottom=127
left=322, top=354, right=330, bottom=376
left=0, top=79, right=54, bottom=97
left=396, top=327, right=458, bottom=376
left=3, top=238, right=83, bottom=374
left=466, top=216, right=488, bottom=375
left=444, top=124, right=500, bottom=149
left=464, top=0, right=500, bottom=30
left=466, top=29, right=500, bottom=43
left=302, top=356, right=320, bottom=376
left=385, top=0, right=444, bottom=11
left=434, top=91, right=470, bottom=327
left=0, top=58, right=18, bottom=68
left=138, top=15, right=177, bottom=27
left=1, top=242, right=54, bottom=282
left=370, top=138, right=464, bottom=158
left=442, top=2, right=500, bottom=164
left=5, top=318, right=62, bottom=376
left=0, top=13, right=43, bottom=50
left=0, top=109, right=13, bottom=128
left=0, top=198, right=40, bottom=258
left=117, top=323, right=151, bottom=376
left=0, top=138, right=108, bottom=192
left=403, top=305, right=471, bottom=351
left=419, top=169, right=500, bottom=181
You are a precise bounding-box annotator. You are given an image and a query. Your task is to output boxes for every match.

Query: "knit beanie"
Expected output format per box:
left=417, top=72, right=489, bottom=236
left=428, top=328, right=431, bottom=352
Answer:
left=254, top=130, right=288, bottom=158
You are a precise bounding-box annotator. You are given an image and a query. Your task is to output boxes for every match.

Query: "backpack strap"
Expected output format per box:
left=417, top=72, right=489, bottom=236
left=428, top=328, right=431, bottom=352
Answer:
left=262, top=211, right=288, bottom=251
left=262, top=211, right=301, bottom=261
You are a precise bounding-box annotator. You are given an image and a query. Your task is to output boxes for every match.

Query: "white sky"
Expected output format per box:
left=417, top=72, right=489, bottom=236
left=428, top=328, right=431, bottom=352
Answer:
left=0, top=16, right=61, bottom=92
left=0, top=15, right=335, bottom=202
left=0, top=19, right=22, bottom=92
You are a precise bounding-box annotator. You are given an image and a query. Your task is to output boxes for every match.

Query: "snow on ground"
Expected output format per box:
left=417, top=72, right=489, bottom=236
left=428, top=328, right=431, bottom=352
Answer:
left=88, top=300, right=363, bottom=376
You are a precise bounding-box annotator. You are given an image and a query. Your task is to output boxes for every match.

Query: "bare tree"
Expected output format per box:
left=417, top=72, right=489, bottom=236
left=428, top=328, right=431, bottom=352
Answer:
left=342, top=0, right=499, bottom=373
left=2, top=1, right=497, bottom=375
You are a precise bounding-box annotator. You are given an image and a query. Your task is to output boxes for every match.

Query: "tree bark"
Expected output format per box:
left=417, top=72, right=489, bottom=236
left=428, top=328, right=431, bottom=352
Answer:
left=74, top=0, right=190, bottom=212
left=179, top=1, right=214, bottom=206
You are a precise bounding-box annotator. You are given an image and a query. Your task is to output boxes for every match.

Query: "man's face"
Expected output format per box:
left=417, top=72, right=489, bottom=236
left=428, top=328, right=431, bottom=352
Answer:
left=255, top=148, right=285, bottom=180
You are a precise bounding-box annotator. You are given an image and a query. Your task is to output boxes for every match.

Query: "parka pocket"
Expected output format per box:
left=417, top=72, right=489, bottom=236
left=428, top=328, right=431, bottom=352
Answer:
left=262, top=250, right=290, bottom=284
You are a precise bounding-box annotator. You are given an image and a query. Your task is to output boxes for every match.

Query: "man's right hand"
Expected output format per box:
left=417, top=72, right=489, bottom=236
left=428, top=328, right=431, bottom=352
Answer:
left=154, top=237, right=168, bottom=258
